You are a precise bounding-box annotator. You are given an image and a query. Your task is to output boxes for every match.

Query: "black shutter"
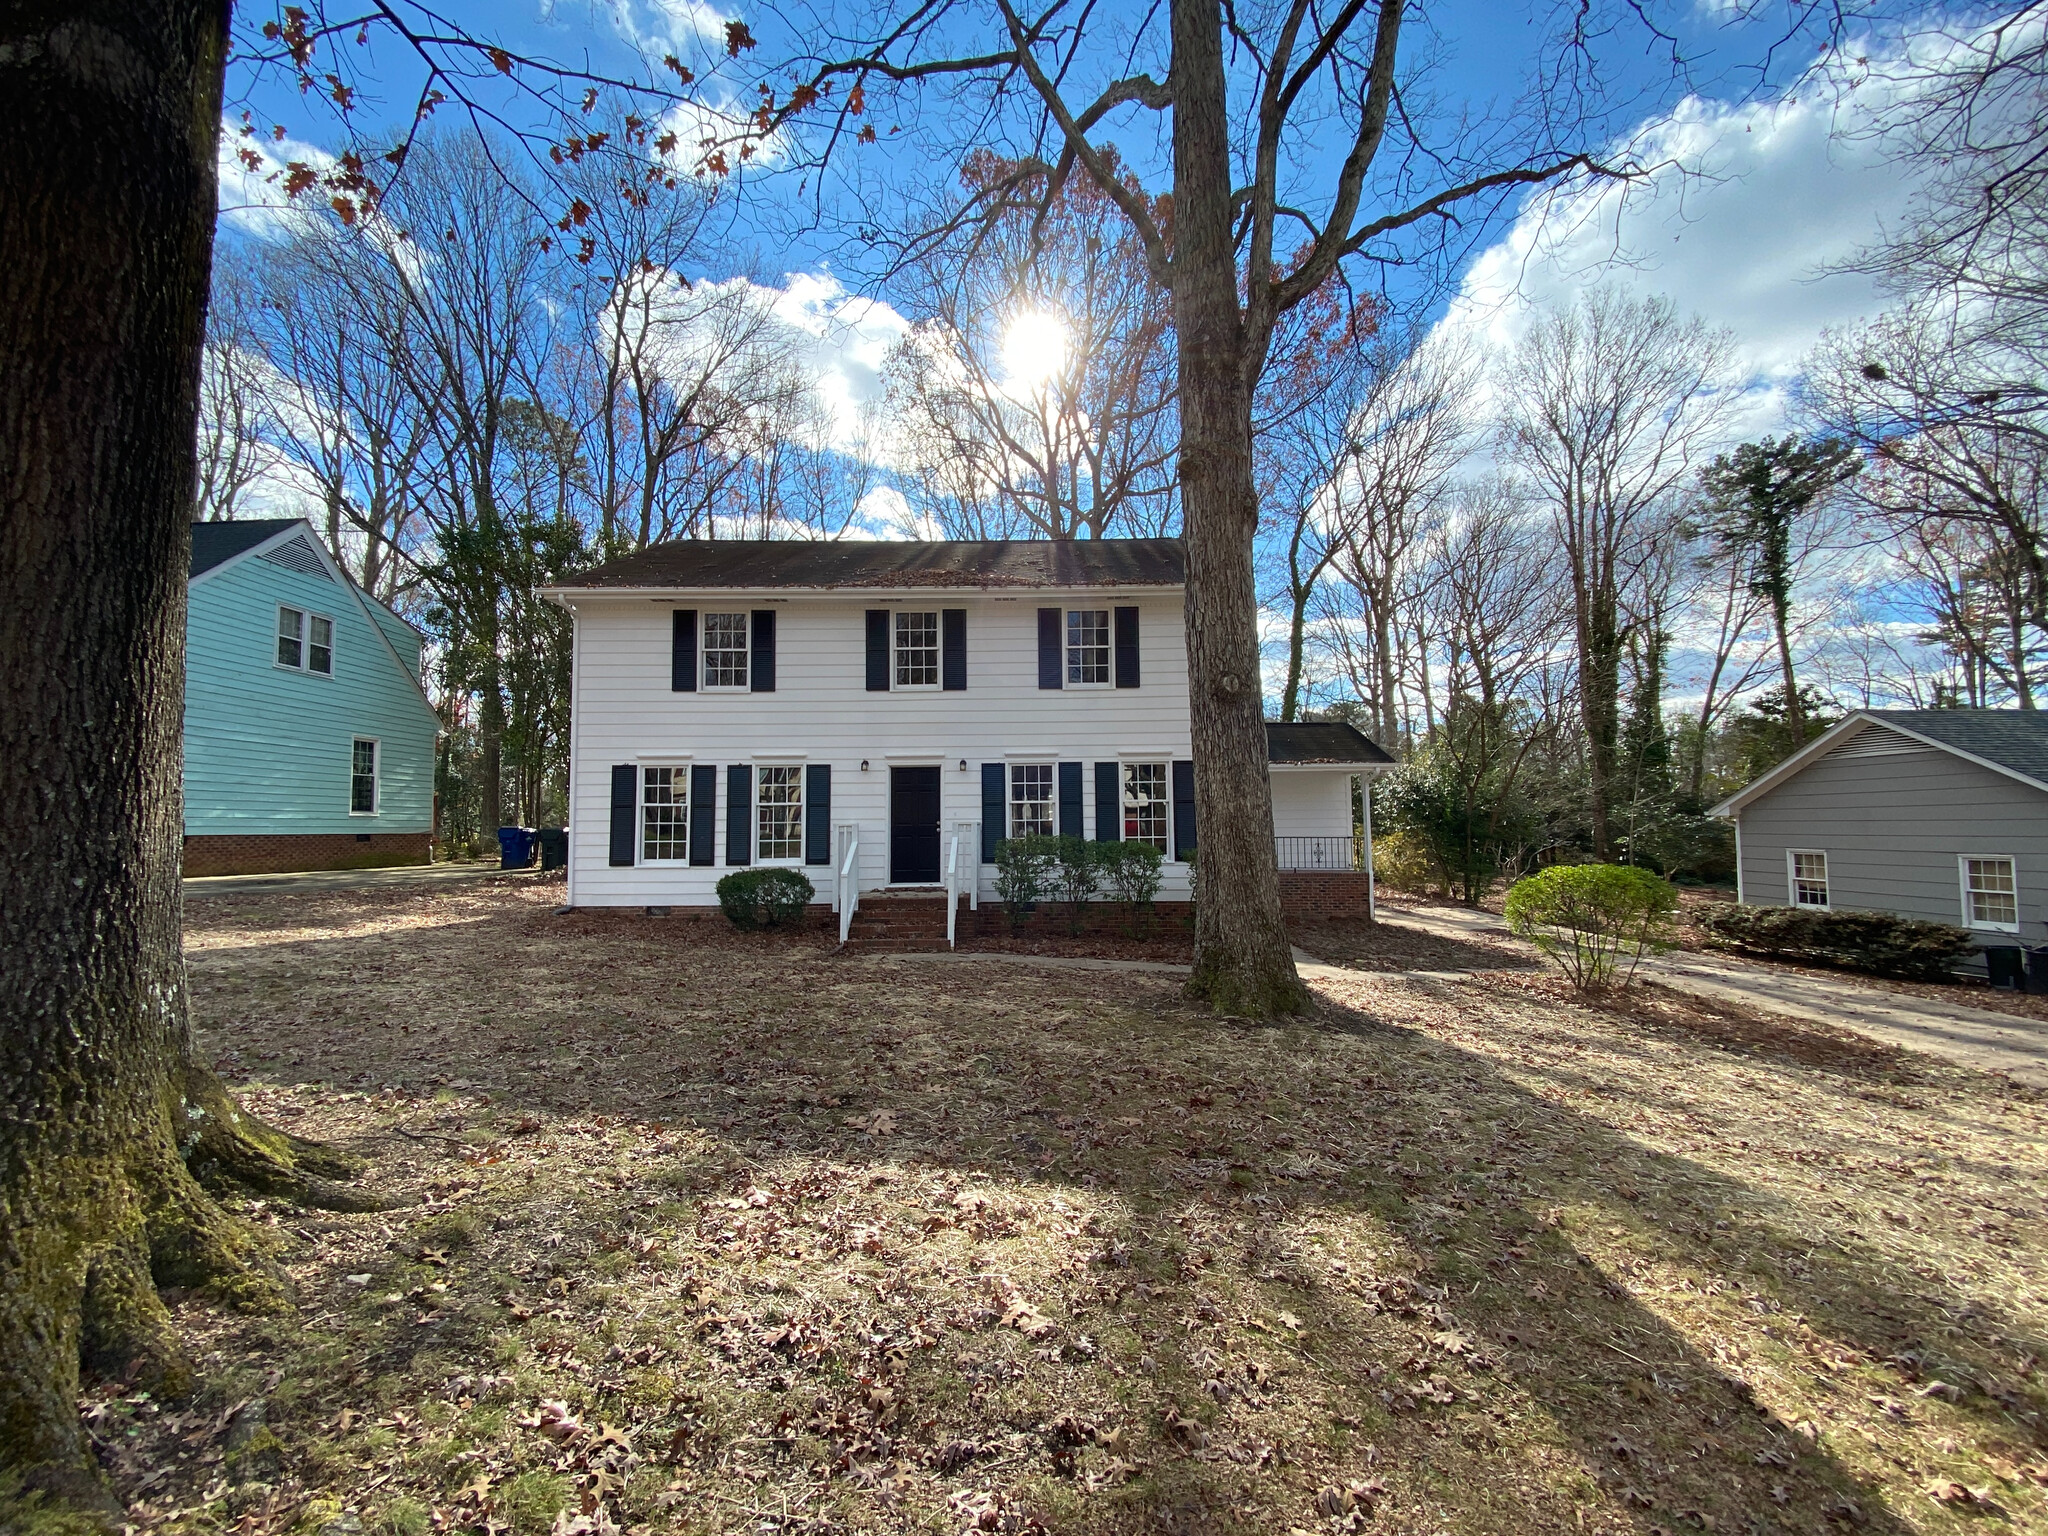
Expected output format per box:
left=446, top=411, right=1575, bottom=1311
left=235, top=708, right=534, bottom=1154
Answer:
left=672, top=609, right=698, bottom=692
left=981, top=764, right=1005, bottom=861
left=865, top=609, right=890, bottom=691
left=609, top=765, right=637, bottom=867
left=1172, top=759, right=1196, bottom=862
left=726, top=765, right=751, bottom=865
left=805, top=764, right=831, bottom=865
left=750, top=610, right=776, bottom=692
left=688, top=765, right=716, bottom=865
left=1094, top=762, right=1119, bottom=841
left=1037, top=607, right=1062, bottom=689
left=1058, top=761, right=1083, bottom=839
left=1114, top=605, right=1140, bottom=688
left=942, top=608, right=967, bottom=691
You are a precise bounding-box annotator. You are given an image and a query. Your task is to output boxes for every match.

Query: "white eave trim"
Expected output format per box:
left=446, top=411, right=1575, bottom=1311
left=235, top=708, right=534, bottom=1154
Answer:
left=1268, top=761, right=1397, bottom=774
left=1710, top=710, right=2048, bottom=817
left=541, top=583, right=1184, bottom=606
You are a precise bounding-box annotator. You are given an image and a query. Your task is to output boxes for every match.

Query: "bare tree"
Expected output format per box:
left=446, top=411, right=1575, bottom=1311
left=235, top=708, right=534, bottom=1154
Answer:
left=194, top=251, right=277, bottom=523
left=1497, top=287, right=1735, bottom=858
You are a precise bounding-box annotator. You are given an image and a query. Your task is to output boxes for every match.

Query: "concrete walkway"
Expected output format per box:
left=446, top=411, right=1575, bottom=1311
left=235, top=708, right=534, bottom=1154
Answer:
left=183, top=861, right=545, bottom=900
left=1377, top=902, right=2048, bottom=1087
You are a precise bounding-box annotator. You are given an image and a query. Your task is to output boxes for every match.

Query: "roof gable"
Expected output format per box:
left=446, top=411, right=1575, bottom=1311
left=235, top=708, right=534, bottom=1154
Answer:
left=1265, top=720, right=1395, bottom=765
left=1711, top=709, right=2048, bottom=815
left=191, top=519, right=302, bottom=577
left=550, top=537, right=1185, bottom=592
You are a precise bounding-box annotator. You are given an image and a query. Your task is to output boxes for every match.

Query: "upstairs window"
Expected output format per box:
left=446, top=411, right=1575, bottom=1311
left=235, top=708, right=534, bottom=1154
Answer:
left=278, top=606, right=333, bottom=674
left=895, top=611, right=940, bottom=687
left=1963, top=856, right=2019, bottom=931
left=1066, top=609, right=1110, bottom=684
left=350, top=738, right=378, bottom=815
left=1121, top=763, right=1169, bottom=851
left=642, top=767, right=688, bottom=862
left=702, top=612, right=749, bottom=688
left=1790, top=850, right=1829, bottom=909
left=1010, top=763, right=1054, bottom=839
left=757, top=765, right=803, bottom=861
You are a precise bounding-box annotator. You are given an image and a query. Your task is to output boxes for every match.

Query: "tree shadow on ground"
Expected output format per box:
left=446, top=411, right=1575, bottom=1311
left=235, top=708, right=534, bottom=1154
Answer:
left=167, top=889, right=2047, bottom=1535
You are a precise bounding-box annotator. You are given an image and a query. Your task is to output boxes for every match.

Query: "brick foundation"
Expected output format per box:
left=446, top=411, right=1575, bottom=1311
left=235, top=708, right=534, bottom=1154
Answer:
left=968, top=902, right=1195, bottom=939
left=1277, top=869, right=1374, bottom=919
left=182, top=832, right=433, bottom=877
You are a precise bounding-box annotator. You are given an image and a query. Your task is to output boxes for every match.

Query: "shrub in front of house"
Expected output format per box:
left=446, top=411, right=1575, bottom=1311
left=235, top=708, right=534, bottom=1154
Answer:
left=716, top=867, right=815, bottom=931
left=1049, top=834, right=1100, bottom=932
left=1096, top=839, right=1165, bottom=932
left=1504, top=863, right=1678, bottom=991
left=993, top=835, right=1060, bottom=932
left=1692, top=904, right=1974, bottom=980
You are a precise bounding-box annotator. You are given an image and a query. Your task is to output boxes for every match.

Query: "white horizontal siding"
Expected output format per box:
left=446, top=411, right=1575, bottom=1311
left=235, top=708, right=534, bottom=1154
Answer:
left=1270, top=770, right=1355, bottom=838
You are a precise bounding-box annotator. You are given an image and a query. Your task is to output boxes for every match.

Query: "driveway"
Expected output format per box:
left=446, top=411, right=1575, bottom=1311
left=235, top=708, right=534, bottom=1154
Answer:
left=183, top=861, right=545, bottom=900
left=1365, top=901, right=2048, bottom=1087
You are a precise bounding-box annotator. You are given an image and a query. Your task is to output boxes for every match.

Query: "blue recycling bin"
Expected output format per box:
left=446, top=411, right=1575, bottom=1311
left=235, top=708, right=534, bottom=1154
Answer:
left=496, top=826, right=535, bottom=869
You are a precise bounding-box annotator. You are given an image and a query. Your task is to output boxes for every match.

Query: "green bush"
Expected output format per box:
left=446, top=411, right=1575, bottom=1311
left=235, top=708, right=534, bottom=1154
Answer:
left=1049, top=834, right=1100, bottom=932
left=1692, top=904, right=1973, bottom=980
left=1504, top=863, right=1678, bottom=991
left=993, top=835, right=1060, bottom=932
left=715, top=867, right=815, bottom=931
left=1096, top=839, right=1165, bottom=930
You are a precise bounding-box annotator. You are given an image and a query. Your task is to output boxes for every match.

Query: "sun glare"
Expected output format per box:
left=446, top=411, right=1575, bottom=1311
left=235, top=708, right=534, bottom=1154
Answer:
left=1002, top=312, right=1068, bottom=389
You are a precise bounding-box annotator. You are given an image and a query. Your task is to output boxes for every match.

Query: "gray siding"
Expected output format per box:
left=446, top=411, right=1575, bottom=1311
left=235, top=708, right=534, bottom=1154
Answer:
left=1736, top=735, right=2048, bottom=942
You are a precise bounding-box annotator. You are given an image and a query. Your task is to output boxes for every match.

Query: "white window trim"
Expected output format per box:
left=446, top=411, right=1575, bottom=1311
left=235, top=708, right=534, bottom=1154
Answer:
left=700, top=611, right=751, bottom=692
left=1959, top=853, right=2020, bottom=934
left=1064, top=607, right=1113, bottom=689
left=349, top=736, right=380, bottom=817
left=1118, top=759, right=1171, bottom=854
left=1007, top=760, right=1057, bottom=841
left=1786, top=848, right=1829, bottom=911
left=892, top=609, right=943, bottom=691
left=275, top=604, right=337, bottom=676
left=638, top=758, right=694, bottom=866
left=752, top=761, right=807, bottom=866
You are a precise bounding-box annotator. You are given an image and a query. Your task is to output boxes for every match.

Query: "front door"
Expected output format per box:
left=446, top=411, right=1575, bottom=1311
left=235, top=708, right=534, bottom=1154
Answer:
left=890, top=766, right=941, bottom=884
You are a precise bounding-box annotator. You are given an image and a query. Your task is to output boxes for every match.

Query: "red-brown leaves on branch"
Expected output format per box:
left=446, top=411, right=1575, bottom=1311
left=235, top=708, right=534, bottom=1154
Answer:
left=282, top=162, right=320, bottom=198
left=262, top=7, right=315, bottom=67
left=847, top=83, right=865, bottom=115
left=789, top=83, right=819, bottom=113
left=858, top=124, right=877, bottom=144
left=656, top=132, right=678, bottom=156
left=725, top=20, right=757, bottom=56
left=325, top=74, right=355, bottom=112
left=581, top=88, right=600, bottom=113
left=331, top=196, right=358, bottom=225
left=489, top=46, right=514, bottom=74
left=557, top=199, right=593, bottom=231
left=238, top=148, right=264, bottom=173
left=663, top=54, right=696, bottom=85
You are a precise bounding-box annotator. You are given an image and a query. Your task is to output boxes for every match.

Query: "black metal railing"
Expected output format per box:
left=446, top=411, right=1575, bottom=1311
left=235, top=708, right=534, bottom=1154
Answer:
left=1274, top=834, right=1366, bottom=871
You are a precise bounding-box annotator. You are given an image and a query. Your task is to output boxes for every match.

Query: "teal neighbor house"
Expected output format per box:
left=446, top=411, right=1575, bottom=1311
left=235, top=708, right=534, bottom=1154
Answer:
left=184, top=519, right=439, bottom=875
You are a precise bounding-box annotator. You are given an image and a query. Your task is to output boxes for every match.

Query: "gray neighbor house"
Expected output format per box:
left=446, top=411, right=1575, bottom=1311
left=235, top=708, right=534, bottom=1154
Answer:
left=1711, top=709, right=2046, bottom=956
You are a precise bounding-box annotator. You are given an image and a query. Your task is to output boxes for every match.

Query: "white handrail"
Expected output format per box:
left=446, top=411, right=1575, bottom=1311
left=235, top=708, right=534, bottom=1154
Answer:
left=837, top=826, right=860, bottom=945
left=944, top=828, right=961, bottom=948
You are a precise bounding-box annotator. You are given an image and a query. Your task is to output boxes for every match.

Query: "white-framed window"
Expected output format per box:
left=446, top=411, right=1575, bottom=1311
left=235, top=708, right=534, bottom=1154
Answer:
left=894, top=610, right=940, bottom=688
left=1788, top=849, right=1829, bottom=910
left=1961, top=855, right=2019, bottom=932
left=1009, top=763, right=1054, bottom=839
left=349, top=738, right=379, bottom=815
left=1066, top=608, right=1110, bottom=685
left=1121, top=762, right=1169, bottom=851
left=641, top=766, right=689, bottom=862
left=702, top=612, right=750, bottom=688
left=277, top=606, right=333, bottom=673
left=756, top=764, right=803, bottom=861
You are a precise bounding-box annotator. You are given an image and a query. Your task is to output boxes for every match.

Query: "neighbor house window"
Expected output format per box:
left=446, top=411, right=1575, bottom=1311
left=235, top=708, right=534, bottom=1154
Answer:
left=1010, top=763, right=1054, bottom=839
left=1962, top=856, right=2019, bottom=932
left=642, top=766, right=688, bottom=862
left=894, top=611, right=940, bottom=687
left=757, top=765, right=803, bottom=861
left=1121, top=763, right=1169, bottom=851
left=278, top=606, right=333, bottom=673
left=350, top=738, right=378, bottom=815
left=1789, top=850, right=1829, bottom=909
left=1066, top=609, right=1110, bottom=684
left=702, top=612, right=749, bottom=688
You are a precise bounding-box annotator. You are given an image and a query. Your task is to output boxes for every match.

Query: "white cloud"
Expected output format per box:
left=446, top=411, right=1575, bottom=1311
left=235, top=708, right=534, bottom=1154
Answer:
left=215, top=119, right=336, bottom=237
left=760, top=271, right=909, bottom=451
left=847, top=485, right=943, bottom=540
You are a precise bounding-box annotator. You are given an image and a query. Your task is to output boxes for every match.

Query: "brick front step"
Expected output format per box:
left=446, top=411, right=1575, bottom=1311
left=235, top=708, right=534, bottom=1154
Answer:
left=840, top=890, right=956, bottom=954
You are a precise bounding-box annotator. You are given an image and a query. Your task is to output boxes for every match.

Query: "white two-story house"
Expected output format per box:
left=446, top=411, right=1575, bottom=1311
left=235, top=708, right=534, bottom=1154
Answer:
left=544, top=538, right=1388, bottom=922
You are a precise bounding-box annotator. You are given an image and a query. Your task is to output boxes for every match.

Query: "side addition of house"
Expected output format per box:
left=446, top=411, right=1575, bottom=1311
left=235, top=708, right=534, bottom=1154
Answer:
left=544, top=538, right=1391, bottom=920
left=1711, top=708, right=2047, bottom=951
left=183, top=519, right=440, bottom=876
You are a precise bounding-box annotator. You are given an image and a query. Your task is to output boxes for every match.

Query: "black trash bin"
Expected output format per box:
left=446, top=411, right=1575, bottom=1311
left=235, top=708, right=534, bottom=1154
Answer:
left=496, top=826, right=535, bottom=870
left=2026, top=946, right=2048, bottom=997
left=537, top=827, right=568, bottom=872
left=1984, top=945, right=2026, bottom=991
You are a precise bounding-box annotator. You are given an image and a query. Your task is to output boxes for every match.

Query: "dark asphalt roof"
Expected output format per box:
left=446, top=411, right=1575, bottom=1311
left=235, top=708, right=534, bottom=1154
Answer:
left=191, top=519, right=300, bottom=577
left=1870, top=709, right=2048, bottom=789
left=553, top=538, right=1186, bottom=590
left=1265, top=720, right=1396, bottom=766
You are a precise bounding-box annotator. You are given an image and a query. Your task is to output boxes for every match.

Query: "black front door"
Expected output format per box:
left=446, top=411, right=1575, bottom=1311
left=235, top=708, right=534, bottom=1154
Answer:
left=890, top=766, right=941, bottom=884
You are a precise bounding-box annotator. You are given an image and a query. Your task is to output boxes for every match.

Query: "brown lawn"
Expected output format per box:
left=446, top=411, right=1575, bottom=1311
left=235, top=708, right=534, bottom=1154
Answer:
left=92, top=882, right=2048, bottom=1534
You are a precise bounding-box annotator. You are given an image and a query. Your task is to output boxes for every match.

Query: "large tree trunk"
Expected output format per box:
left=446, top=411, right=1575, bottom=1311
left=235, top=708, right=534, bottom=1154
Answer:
left=0, top=2, right=369, bottom=1508
left=1173, top=0, right=1308, bottom=1017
